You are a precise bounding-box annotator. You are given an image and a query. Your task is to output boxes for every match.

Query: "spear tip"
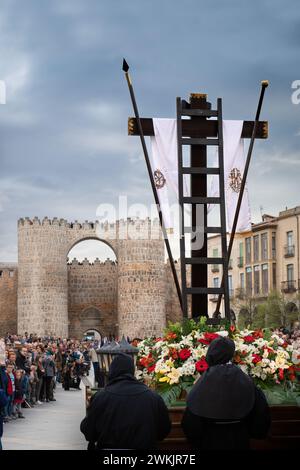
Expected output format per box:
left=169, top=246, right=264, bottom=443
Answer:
left=261, top=80, right=269, bottom=88
left=122, top=58, right=129, bottom=73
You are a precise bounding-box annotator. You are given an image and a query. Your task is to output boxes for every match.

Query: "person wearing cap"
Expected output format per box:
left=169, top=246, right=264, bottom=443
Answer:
left=182, top=336, right=271, bottom=450
left=80, top=353, right=171, bottom=450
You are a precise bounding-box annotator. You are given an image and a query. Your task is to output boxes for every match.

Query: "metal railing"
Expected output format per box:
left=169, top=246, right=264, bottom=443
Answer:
left=284, top=245, right=295, bottom=257
left=281, top=280, right=297, bottom=293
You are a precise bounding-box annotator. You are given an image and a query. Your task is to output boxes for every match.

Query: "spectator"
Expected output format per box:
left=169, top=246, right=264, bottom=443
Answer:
left=13, top=370, right=26, bottom=419
left=80, top=353, right=171, bottom=449
left=0, top=387, right=8, bottom=450
left=42, top=352, right=56, bottom=402
left=4, top=363, right=15, bottom=422
left=181, top=337, right=271, bottom=450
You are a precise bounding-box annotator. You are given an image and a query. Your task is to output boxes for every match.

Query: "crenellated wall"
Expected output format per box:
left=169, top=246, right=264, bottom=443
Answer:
left=0, top=265, right=18, bottom=336
left=16, top=217, right=169, bottom=338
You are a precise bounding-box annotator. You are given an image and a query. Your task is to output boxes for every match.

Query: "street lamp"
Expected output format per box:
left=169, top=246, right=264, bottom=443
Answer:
left=96, top=336, right=139, bottom=387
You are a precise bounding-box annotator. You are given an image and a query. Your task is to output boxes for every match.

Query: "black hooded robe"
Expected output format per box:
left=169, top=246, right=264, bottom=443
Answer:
left=182, top=337, right=271, bottom=450
left=80, top=354, right=171, bottom=450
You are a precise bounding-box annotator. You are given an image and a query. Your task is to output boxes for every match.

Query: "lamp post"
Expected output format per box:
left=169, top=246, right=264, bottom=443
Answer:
left=96, top=336, right=139, bottom=387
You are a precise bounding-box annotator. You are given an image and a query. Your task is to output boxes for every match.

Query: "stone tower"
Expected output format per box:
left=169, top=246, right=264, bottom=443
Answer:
left=17, top=217, right=166, bottom=338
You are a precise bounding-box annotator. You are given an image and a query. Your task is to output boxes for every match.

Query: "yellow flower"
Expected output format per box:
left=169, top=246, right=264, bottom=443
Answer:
left=165, top=359, right=174, bottom=368
left=159, top=376, right=170, bottom=383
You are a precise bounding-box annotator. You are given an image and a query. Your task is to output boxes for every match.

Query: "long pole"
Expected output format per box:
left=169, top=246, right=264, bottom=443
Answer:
left=122, top=59, right=183, bottom=311
left=215, top=80, right=269, bottom=316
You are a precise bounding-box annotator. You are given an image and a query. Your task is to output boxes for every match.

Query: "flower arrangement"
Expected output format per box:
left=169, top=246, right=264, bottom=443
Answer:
left=135, top=318, right=300, bottom=406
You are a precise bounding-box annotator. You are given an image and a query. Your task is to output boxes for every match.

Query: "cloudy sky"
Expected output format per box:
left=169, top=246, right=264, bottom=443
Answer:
left=0, top=0, right=299, bottom=262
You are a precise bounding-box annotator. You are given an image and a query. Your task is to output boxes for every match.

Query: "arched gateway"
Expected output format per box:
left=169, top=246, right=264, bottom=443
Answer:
left=17, top=217, right=166, bottom=339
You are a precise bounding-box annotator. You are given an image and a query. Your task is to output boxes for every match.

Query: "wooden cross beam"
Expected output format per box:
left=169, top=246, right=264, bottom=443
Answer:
left=128, top=93, right=268, bottom=319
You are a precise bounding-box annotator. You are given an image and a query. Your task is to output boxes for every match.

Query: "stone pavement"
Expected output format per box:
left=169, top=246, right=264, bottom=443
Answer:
left=2, top=384, right=87, bottom=450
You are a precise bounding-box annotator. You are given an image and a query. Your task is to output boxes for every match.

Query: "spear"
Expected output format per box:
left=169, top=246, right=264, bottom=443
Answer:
left=215, top=80, right=269, bottom=318
left=122, top=58, right=183, bottom=312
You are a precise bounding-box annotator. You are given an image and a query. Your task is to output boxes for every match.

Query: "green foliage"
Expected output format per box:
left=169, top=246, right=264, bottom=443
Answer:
left=159, top=384, right=182, bottom=407
left=252, top=304, right=266, bottom=329
left=258, top=382, right=300, bottom=406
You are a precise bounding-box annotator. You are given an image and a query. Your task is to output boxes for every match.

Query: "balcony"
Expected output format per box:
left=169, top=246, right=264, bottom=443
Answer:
left=237, top=257, right=244, bottom=268
left=284, top=245, right=295, bottom=258
left=211, top=265, right=220, bottom=273
left=281, top=280, right=297, bottom=293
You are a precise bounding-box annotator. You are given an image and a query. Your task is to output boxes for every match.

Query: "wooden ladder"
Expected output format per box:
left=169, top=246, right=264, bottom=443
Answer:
left=176, top=97, right=230, bottom=320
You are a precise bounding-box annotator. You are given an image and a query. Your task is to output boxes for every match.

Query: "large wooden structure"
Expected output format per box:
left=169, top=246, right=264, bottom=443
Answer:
left=128, top=94, right=268, bottom=318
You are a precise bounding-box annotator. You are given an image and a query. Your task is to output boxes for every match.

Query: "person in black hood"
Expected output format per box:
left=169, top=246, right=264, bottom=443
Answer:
left=80, top=353, right=171, bottom=450
left=182, top=336, right=271, bottom=450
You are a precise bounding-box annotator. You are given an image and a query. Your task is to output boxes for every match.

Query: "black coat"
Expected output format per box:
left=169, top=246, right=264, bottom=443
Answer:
left=182, top=386, right=271, bottom=450
left=80, top=355, right=171, bottom=450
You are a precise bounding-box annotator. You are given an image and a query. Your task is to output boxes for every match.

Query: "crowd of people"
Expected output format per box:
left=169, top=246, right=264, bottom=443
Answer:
left=0, top=332, right=103, bottom=450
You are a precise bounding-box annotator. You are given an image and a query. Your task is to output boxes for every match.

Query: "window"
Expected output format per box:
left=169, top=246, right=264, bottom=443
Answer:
left=261, top=233, right=268, bottom=260
left=253, top=235, right=259, bottom=262
left=213, top=277, right=219, bottom=288
left=285, top=231, right=295, bottom=257
left=272, top=263, right=276, bottom=289
left=254, top=265, right=260, bottom=295
left=245, top=238, right=251, bottom=264
left=228, top=275, right=233, bottom=297
left=262, top=264, right=269, bottom=294
left=272, top=232, right=276, bottom=259
left=287, top=264, right=294, bottom=283
left=240, top=272, right=245, bottom=289
left=246, top=267, right=252, bottom=296
left=238, top=242, right=244, bottom=267
left=287, top=231, right=293, bottom=247
left=212, top=248, right=219, bottom=272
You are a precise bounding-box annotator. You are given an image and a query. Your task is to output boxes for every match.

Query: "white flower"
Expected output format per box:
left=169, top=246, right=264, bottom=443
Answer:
left=215, top=330, right=229, bottom=337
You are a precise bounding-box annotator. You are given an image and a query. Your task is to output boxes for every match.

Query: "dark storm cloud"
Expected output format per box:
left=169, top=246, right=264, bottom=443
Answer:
left=0, top=0, right=299, bottom=260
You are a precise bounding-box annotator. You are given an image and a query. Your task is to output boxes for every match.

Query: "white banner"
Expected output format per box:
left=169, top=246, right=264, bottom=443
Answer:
left=209, top=120, right=251, bottom=232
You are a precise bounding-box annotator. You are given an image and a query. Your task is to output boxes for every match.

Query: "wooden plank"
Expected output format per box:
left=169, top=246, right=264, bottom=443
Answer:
left=128, top=117, right=268, bottom=138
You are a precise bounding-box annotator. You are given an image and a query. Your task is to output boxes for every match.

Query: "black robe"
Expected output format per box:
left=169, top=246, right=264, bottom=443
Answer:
left=181, top=338, right=271, bottom=451
left=80, top=354, right=171, bottom=449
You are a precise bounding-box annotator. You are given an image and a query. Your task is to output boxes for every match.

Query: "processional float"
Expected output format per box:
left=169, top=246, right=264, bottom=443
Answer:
left=123, top=59, right=268, bottom=323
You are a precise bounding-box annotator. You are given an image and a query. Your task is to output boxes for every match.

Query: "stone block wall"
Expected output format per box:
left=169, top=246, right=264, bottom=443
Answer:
left=0, top=265, right=18, bottom=336
left=68, top=258, right=117, bottom=339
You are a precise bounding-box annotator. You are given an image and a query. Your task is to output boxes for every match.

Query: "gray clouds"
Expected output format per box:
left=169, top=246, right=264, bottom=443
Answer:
left=0, top=0, right=299, bottom=261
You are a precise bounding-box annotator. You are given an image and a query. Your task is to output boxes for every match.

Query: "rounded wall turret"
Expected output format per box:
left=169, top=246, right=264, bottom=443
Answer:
left=117, top=218, right=166, bottom=338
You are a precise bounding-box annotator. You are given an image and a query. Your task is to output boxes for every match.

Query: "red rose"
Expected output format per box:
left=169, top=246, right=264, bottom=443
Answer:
left=229, top=325, right=236, bottom=333
left=198, top=338, right=210, bottom=345
left=179, top=348, right=191, bottom=361
left=147, top=364, right=155, bottom=373
left=195, top=357, right=208, bottom=373
left=244, top=335, right=255, bottom=343
left=204, top=332, right=219, bottom=342
left=252, top=354, right=262, bottom=364
left=198, top=332, right=219, bottom=345
left=278, top=368, right=284, bottom=381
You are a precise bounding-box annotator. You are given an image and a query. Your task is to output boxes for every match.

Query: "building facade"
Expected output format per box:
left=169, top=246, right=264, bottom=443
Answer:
left=207, top=206, right=300, bottom=317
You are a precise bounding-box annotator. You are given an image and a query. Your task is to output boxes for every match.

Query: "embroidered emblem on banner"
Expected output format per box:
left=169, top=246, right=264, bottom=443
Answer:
left=229, top=168, right=242, bottom=193
left=154, top=169, right=166, bottom=189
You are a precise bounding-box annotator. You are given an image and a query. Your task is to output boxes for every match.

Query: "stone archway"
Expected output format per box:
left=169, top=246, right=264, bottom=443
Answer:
left=17, top=217, right=166, bottom=339
left=79, top=307, right=101, bottom=336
